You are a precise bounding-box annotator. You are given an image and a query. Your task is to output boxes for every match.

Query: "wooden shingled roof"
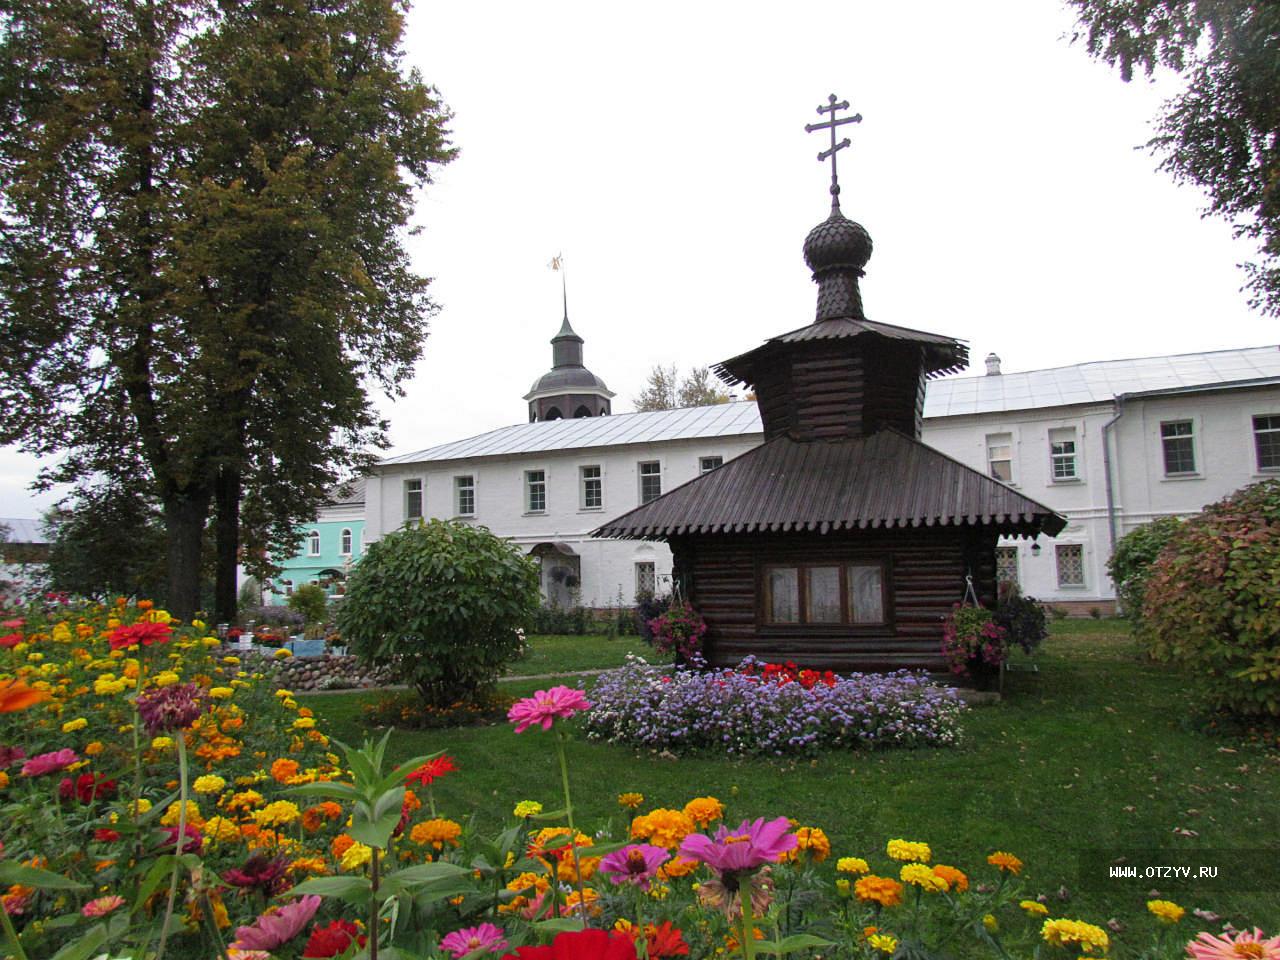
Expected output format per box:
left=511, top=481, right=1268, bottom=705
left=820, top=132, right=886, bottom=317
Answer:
left=594, top=429, right=1066, bottom=540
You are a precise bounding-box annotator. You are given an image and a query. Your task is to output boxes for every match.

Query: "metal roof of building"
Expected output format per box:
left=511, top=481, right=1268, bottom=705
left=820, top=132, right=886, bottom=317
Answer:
left=0, top=518, right=47, bottom=545
left=593, top=430, right=1065, bottom=539
left=382, top=402, right=764, bottom=464
left=923, top=345, right=1280, bottom=418
left=327, top=478, right=366, bottom=507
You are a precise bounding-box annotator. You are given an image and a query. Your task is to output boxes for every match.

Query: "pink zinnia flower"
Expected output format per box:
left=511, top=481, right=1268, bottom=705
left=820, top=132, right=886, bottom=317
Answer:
left=20, top=748, right=78, bottom=777
left=232, top=895, right=323, bottom=952
left=507, top=685, right=591, bottom=733
left=679, top=817, right=797, bottom=877
left=1187, top=928, right=1280, bottom=960
left=81, top=895, right=126, bottom=918
left=136, top=682, right=207, bottom=735
left=599, top=844, right=670, bottom=889
left=441, top=923, right=509, bottom=958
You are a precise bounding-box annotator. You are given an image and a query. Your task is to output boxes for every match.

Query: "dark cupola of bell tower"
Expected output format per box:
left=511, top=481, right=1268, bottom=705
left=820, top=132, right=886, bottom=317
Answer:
left=524, top=276, right=614, bottom=422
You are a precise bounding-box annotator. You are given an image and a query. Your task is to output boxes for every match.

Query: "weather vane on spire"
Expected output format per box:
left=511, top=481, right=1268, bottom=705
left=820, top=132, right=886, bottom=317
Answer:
left=805, top=94, right=861, bottom=205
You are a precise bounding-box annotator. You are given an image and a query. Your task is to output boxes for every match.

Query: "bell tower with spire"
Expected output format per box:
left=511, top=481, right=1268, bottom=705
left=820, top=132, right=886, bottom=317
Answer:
left=524, top=265, right=614, bottom=422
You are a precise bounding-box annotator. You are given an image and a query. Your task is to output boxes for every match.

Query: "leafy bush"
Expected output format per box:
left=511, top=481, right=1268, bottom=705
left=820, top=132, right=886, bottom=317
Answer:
left=1108, top=515, right=1183, bottom=620
left=584, top=656, right=966, bottom=756
left=530, top=602, right=591, bottom=635
left=287, top=582, right=329, bottom=625
left=634, top=591, right=671, bottom=641
left=1140, top=479, right=1280, bottom=717
left=994, top=586, right=1048, bottom=654
left=336, top=519, right=540, bottom=707
left=240, top=603, right=304, bottom=628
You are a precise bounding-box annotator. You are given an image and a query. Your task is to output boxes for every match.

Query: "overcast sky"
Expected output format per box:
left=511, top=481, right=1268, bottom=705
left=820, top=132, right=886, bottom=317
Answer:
left=1, top=0, right=1272, bottom=519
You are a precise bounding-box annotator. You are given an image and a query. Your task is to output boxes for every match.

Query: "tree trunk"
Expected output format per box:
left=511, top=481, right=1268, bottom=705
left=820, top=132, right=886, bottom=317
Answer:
left=163, top=491, right=210, bottom=622
left=213, top=465, right=241, bottom=624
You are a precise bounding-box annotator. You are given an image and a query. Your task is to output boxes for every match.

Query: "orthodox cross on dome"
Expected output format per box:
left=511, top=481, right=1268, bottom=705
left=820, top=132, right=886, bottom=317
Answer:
left=804, top=94, right=861, bottom=205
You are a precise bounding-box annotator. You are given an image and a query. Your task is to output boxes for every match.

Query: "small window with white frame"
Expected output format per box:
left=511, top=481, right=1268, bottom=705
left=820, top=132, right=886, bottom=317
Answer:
left=455, top=475, right=475, bottom=516
left=635, top=561, right=656, bottom=597
left=307, top=530, right=320, bottom=556
left=404, top=478, right=423, bottom=520
left=340, top=528, right=352, bottom=555
left=1253, top=414, right=1280, bottom=472
left=986, top=433, right=1013, bottom=483
left=638, top=461, right=662, bottom=504
left=580, top=465, right=602, bottom=510
left=1160, top=420, right=1196, bottom=475
left=995, top=545, right=1019, bottom=587
left=525, top=470, right=546, bottom=513
left=699, top=455, right=724, bottom=474
left=1049, top=427, right=1079, bottom=481
left=1055, top=543, right=1085, bottom=587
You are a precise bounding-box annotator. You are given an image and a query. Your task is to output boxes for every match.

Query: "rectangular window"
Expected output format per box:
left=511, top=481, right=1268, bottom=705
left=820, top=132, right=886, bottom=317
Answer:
left=1254, top=414, right=1280, bottom=471
left=639, top=461, right=662, bottom=504
left=525, top=470, right=546, bottom=513
left=1049, top=427, right=1078, bottom=481
left=455, top=475, right=475, bottom=516
left=404, top=479, right=423, bottom=520
left=995, top=546, right=1019, bottom=588
left=1056, top=543, right=1085, bottom=587
left=581, top=465, right=602, bottom=509
left=1161, top=420, right=1196, bottom=475
left=699, top=455, right=724, bottom=474
left=986, top=433, right=1013, bottom=482
left=635, top=562, right=656, bottom=597
left=763, top=563, right=886, bottom=625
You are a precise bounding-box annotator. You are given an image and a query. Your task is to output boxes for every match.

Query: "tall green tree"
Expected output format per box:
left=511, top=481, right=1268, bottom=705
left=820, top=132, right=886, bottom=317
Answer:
left=634, top=364, right=733, bottom=411
left=0, top=0, right=455, bottom=620
left=1068, top=1, right=1280, bottom=315
left=43, top=485, right=170, bottom=600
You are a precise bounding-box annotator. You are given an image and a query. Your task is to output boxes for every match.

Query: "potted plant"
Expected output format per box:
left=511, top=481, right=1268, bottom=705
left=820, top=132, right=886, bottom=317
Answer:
left=941, top=603, right=1008, bottom=690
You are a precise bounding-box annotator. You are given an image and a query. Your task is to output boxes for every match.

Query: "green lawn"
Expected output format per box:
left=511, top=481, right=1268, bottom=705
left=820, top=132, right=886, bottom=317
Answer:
left=503, top=632, right=646, bottom=676
left=302, top=620, right=1280, bottom=933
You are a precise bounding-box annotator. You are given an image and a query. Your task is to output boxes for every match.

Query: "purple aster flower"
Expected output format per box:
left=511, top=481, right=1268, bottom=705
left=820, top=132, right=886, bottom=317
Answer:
left=598, top=843, right=670, bottom=889
left=440, top=923, right=509, bottom=958
left=136, top=682, right=208, bottom=735
left=231, top=895, right=322, bottom=952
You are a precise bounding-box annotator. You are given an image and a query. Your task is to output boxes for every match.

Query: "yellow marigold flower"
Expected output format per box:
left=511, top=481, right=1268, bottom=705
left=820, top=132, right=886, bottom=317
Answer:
left=152, top=671, right=180, bottom=688
left=273, top=648, right=292, bottom=659
left=788, top=826, right=831, bottom=863
left=1021, top=900, right=1049, bottom=916
left=854, top=875, right=904, bottom=907
left=682, top=796, right=724, bottom=827
left=208, top=687, right=233, bottom=700
left=658, top=856, right=698, bottom=880
left=150, top=737, right=174, bottom=751
left=222, top=656, right=241, bottom=666
left=251, top=801, right=301, bottom=828
left=932, top=864, right=968, bottom=893
left=60, top=718, right=88, bottom=733
left=340, top=842, right=372, bottom=871
left=513, top=800, right=543, bottom=818
left=1147, top=900, right=1185, bottom=923
left=84, top=742, right=104, bottom=756
left=192, top=775, right=227, bottom=795
left=988, top=851, right=1023, bottom=875
left=630, top=808, right=695, bottom=850
left=25, top=652, right=43, bottom=662
left=900, top=863, right=948, bottom=893
left=203, top=817, right=240, bottom=843
left=130, top=798, right=153, bottom=816
left=160, top=800, right=204, bottom=830
left=409, top=818, right=463, bottom=850
left=617, top=792, right=644, bottom=809
left=1041, top=919, right=1110, bottom=954
left=224, top=790, right=264, bottom=814
left=0, top=771, right=9, bottom=790
left=562, top=887, right=600, bottom=917
left=837, top=856, right=870, bottom=875
left=983, top=914, right=999, bottom=932
left=868, top=934, right=898, bottom=954
left=291, top=717, right=315, bottom=730
left=886, top=839, right=931, bottom=863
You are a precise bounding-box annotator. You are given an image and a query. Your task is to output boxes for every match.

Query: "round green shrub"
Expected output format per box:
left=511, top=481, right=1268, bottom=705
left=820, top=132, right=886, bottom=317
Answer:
left=336, top=519, right=541, bottom=707
left=287, top=582, right=329, bottom=625
left=1139, top=479, right=1280, bottom=717
left=1107, top=515, right=1183, bottom=620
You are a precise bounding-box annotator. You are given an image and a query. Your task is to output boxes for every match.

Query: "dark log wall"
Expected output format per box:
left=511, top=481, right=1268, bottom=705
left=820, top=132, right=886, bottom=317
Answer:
left=752, top=341, right=928, bottom=442
left=673, top=525, right=999, bottom=673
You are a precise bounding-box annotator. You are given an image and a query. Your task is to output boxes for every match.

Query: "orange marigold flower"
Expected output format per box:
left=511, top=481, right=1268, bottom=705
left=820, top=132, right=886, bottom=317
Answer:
left=932, top=864, right=969, bottom=892
left=854, top=875, right=904, bottom=908
left=658, top=855, right=700, bottom=880
left=630, top=809, right=695, bottom=850
left=988, top=851, right=1023, bottom=875
left=331, top=834, right=356, bottom=860
left=270, top=758, right=300, bottom=783
left=682, top=796, right=724, bottom=827
left=409, top=818, right=462, bottom=851
left=785, top=826, right=831, bottom=863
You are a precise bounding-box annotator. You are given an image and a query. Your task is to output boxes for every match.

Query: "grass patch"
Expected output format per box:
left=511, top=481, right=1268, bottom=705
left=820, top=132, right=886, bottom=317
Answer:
left=301, top=621, right=1280, bottom=932
left=504, top=633, right=647, bottom=676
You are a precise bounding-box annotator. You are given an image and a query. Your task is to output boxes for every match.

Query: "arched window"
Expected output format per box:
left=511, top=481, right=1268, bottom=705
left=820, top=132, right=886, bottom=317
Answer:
left=340, top=528, right=352, bottom=555
left=573, top=405, right=592, bottom=418
left=307, top=531, right=320, bottom=556
left=545, top=406, right=562, bottom=420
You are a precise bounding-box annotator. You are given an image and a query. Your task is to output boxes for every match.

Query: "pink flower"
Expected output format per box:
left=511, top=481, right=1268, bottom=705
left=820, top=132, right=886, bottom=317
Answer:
left=232, top=896, right=323, bottom=952
left=81, top=895, right=126, bottom=918
left=1187, top=928, right=1280, bottom=960
left=679, top=817, right=797, bottom=877
left=507, top=686, right=591, bottom=733
left=598, top=844, right=670, bottom=889
left=441, top=923, right=509, bottom=958
left=20, top=748, right=78, bottom=777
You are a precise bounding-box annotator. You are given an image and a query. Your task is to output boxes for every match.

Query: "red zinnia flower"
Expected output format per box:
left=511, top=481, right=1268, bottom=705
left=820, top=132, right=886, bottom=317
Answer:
left=0, top=633, right=23, bottom=649
left=302, top=919, right=366, bottom=958
left=405, top=755, right=457, bottom=787
left=644, top=922, right=691, bottom=959
left=501, top=929, right=636, bottom=959
left=94, top=828, right=121, bottom=843
left=108, top=620, right=173, bottom=650
left=58, top=772, right=117, bottom=803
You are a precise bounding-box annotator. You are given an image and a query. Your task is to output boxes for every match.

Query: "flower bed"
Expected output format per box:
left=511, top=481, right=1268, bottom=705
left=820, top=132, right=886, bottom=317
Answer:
left=582, top=655, right=966, bottom=756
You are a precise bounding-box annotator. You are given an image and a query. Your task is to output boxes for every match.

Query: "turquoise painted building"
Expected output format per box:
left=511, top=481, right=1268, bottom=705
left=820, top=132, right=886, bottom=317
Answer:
left=271, top=480, right=365, bottom=598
